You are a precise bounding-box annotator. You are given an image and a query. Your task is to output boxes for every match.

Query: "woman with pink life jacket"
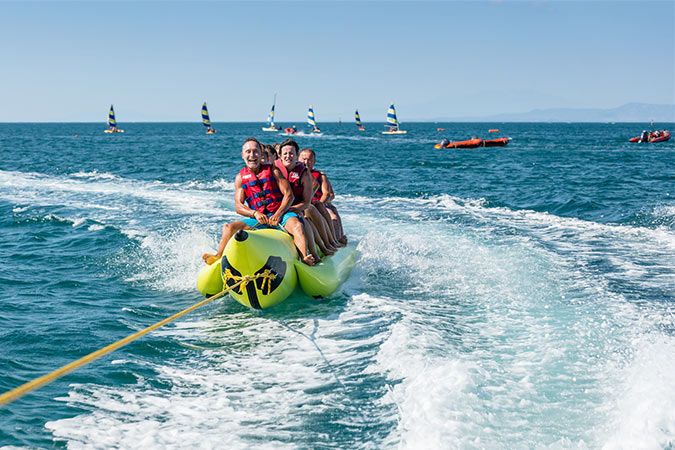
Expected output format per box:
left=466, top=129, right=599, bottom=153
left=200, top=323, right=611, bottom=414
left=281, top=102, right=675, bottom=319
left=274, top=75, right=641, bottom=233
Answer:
left=201, top=137, right=316, bottom=266
left=298, top=148, right=347, bottom=246
left=276, top=139, right=341, bottom=258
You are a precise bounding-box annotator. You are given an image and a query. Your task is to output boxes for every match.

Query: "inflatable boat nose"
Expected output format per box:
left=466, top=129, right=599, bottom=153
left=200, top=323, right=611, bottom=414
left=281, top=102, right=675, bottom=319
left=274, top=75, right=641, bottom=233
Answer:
left=234, top=229, right=249, bottom=242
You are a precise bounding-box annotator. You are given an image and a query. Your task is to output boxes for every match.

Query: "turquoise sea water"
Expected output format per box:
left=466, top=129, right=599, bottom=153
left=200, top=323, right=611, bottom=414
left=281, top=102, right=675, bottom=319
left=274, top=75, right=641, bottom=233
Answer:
left=0, top=122, right=674, bottom=448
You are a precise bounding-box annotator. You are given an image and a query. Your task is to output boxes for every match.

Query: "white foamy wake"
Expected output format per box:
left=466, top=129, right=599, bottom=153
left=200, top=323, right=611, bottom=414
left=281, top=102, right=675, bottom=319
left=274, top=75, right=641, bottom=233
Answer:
left=46, top=301, right=391, bottom=449
left=0, top=169, right=234, bottom=230
left=348, top=196, right=675, bottom=448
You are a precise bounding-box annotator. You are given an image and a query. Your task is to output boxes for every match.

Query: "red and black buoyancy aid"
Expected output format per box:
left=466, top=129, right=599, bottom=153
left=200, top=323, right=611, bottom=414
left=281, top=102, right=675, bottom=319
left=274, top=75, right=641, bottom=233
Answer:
left=310, top=169, right=323, bottom=201
left=239, top=163, right=283, bottom=213
left=274, top=160, right=306, bottom=205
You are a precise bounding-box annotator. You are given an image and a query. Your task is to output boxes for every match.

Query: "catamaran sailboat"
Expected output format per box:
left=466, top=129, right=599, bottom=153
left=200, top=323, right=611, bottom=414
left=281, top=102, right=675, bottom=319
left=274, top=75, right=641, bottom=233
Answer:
left=355, top=109, right=365, bottom=131
left=202, top=102, right=216, bottom=134
left=382, top=102, right=406, bottom=135
left=104, top=105, right=124, bottom=133
left=262, top=94, right=279, bottom=131
left=307, top=105, right=321, bottom=133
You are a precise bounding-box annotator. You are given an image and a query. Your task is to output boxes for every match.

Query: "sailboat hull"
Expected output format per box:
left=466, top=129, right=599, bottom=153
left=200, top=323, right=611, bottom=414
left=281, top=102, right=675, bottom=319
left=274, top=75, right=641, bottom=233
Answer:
left=104, top=129, right=124, bottom=133
left=262, top=127, right=279, bottom=132
left=382, top=130, right=407, bottom=135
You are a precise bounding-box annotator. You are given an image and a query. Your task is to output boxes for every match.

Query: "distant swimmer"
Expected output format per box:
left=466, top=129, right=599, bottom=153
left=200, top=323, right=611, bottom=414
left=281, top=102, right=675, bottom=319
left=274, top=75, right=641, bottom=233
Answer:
left=202, top=137, right=316, bottom=266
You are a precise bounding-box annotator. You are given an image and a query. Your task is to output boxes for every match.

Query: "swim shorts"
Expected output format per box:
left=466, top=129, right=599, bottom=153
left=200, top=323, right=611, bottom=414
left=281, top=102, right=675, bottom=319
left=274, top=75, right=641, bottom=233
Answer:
left=241, top=211, right=303, bottom=229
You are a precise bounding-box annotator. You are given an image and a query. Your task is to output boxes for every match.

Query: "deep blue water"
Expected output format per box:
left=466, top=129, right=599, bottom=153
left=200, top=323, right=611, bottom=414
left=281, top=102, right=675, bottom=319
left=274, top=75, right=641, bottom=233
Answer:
left=0, top=122, right=674, bottom=448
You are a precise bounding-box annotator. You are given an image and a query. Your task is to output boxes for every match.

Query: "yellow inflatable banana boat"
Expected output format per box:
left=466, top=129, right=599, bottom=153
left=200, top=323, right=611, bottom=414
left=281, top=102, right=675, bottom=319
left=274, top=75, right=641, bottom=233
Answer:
left=196, top=228, right=356, bottom=309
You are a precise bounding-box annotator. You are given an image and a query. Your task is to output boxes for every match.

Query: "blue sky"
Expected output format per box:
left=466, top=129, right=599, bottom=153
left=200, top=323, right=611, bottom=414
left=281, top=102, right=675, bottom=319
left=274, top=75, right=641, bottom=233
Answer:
left=0, top=1, right=673, bottom=122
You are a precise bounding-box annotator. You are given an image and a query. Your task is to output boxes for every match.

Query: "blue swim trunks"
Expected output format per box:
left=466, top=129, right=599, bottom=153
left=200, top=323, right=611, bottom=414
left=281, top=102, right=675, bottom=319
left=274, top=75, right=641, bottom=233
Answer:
left=241, top=211, right=303, bottom=229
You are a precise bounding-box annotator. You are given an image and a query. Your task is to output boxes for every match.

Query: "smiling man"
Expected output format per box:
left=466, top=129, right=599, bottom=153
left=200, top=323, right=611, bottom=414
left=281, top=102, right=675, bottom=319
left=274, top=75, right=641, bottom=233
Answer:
left=202, top=137, right=316, bottom=266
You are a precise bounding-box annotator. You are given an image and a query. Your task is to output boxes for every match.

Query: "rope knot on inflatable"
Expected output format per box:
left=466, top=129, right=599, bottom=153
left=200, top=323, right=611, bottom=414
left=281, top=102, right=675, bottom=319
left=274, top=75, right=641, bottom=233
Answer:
left=256, top=269, right=277, bottom=293
left=222, top=270, right=276, bottom=294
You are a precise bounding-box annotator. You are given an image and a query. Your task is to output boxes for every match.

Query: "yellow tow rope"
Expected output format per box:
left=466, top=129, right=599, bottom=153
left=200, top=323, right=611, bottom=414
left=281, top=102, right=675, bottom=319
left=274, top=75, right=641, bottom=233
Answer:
left=0, top=276, right=254, bottom=408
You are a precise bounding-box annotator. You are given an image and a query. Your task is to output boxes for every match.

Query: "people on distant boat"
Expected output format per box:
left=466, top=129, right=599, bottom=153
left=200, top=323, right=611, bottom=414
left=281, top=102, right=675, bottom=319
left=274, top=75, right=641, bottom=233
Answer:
left=292, top=125, right=297, bottom=133
left=298, top=148, right=347, bottom=246
left=312, top=127, right=321, bottom=133
left=201, top=137, right=316, bottom=266
left=439, top=138, right=450, bottom=148
left=276, top=139, right=340, bottom=259
left=640, top=130, right=649, bottom=142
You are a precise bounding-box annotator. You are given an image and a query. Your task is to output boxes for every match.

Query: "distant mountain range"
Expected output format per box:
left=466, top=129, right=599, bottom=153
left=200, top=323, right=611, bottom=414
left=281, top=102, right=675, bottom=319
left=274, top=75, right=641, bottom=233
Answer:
left=431, top=103, right=675, bottom=123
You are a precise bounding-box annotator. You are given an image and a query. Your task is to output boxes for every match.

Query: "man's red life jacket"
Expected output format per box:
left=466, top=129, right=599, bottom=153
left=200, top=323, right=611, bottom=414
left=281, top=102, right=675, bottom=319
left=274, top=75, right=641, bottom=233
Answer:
left=274, top=160, right=306, bottom=205
left=239, top=163, right=283, bottom=214
left=310, top=169, right=323, bottom=202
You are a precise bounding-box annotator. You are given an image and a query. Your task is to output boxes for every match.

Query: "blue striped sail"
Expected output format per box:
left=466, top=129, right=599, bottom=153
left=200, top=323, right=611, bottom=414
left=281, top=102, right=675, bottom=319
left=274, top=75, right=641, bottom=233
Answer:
left=307, top=106, right=317, bottom=127
left=386, top=103, right=399, bottom=128
left=355, top=109, right=362, bottom=127
left=201, top=102, right=212, bottom=128
left=108, top=105, right=117, bottom=128
left=267, top=104, right=275, bottom=127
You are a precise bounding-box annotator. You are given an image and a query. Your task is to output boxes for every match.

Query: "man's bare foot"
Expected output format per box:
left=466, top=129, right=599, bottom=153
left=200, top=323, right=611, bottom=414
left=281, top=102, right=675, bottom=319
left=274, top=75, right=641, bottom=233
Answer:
left=202, top=253, right=219, bottom=265
left=333, top=240, right=345, bottom=248
left=302, top=254, right=318, bottom=266
left=338, top=236, right=348, bottom=245
left=322, top=246, right=336, bottom=255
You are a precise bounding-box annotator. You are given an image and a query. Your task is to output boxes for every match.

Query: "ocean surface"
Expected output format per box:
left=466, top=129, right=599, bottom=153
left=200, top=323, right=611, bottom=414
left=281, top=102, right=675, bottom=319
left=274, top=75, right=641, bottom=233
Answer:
left=0, top=122, right=673, bottom=449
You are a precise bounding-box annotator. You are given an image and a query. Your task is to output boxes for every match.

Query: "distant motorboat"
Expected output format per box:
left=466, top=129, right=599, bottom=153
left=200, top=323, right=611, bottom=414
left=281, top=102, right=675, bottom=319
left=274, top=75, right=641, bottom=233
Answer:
left=629, top=130, right=670, bottom=143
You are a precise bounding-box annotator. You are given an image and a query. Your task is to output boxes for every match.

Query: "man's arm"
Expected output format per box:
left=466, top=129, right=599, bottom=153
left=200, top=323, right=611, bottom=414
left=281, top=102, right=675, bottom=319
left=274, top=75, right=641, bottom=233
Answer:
left=320, top=173, right=335, bottom=203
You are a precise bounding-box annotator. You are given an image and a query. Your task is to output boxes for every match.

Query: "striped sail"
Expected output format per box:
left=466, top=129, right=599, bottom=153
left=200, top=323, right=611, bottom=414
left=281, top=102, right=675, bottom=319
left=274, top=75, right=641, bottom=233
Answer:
left=386, top=103, right=399, bottom=128
left=108, top=105, right=116, bottom=128
left=201, top=102, right=212, bottom=128
left=267, top=104, right=275, bottom=127
left=307, top=106, right=316, bottom=127
left=355, top=109, right=362, bottom=127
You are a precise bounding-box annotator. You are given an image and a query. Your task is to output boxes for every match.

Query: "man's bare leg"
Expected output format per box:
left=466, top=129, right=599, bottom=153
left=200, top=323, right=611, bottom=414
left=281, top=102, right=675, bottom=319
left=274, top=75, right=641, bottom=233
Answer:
left=284, top=216, right=316, bottom=266
left=202, top=221, right=250, bottom=264
left=306, top=204, right=339, bottom=250
left=303, top=219, right=323, bottom=262
left=326, top=203, right=347, bottom=245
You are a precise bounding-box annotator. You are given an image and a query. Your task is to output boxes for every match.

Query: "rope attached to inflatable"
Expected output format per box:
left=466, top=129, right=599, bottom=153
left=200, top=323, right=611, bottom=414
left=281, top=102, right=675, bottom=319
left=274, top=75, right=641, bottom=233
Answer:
left=0, top=275, right=260, bottom=408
